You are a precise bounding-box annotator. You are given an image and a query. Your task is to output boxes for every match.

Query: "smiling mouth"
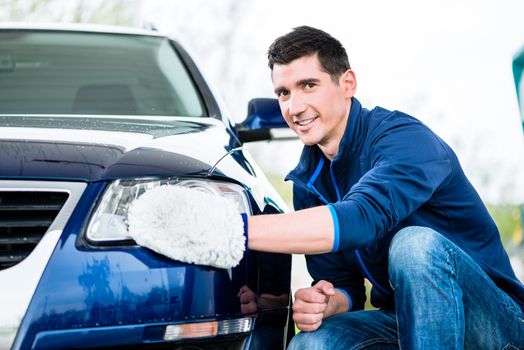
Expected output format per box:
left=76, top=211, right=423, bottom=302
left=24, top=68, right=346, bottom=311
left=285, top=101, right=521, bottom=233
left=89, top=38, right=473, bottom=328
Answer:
left=293, top=116, right=318, bottom=127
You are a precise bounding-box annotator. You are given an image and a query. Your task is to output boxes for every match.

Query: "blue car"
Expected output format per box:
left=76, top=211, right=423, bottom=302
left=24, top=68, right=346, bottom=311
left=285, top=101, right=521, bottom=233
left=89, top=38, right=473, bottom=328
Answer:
left=0, top=23, right=293, bottom=350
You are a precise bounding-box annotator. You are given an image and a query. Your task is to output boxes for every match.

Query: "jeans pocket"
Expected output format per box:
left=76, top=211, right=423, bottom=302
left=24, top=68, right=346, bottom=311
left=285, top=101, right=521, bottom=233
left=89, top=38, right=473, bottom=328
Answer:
left=502, top=343, right=519, bottom=350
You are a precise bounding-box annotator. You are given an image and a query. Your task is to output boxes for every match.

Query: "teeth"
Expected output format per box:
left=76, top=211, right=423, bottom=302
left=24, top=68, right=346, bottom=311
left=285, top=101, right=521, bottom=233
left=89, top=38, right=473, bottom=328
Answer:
left=297, top=117, right=316, bottom=126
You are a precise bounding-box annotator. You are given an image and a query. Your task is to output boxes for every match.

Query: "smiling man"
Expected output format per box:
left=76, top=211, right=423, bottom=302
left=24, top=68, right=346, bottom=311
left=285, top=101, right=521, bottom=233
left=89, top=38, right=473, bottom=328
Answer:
left=130, top=26, right=524, bottom=349
left=247, top=26, right=524, bottom=349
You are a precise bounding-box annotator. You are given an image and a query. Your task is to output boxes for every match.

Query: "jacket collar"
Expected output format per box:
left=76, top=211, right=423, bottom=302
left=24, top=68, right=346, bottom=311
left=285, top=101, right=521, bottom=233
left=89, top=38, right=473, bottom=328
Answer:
left=285, top=97, right=366, bottom=184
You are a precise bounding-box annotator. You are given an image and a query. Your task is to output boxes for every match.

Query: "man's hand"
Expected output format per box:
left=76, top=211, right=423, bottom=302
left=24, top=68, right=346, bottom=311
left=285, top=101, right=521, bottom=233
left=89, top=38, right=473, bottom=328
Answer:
left=238, top=285, right=258, bottom=314
left=292, top=280, right=335, bottom=332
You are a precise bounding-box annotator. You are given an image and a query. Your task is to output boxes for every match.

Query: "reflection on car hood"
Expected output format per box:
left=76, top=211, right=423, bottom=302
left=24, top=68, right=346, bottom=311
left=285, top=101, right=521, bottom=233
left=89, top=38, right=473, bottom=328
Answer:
left=0, top=115, right=251, bottom=183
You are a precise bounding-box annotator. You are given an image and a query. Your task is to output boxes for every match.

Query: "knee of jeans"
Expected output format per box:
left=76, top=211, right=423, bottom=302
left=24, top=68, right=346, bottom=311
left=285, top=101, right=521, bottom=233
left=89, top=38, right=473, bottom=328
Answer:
left=388, top=226, right=444, bottom=277
left=287, top=331, right=326, bottom=350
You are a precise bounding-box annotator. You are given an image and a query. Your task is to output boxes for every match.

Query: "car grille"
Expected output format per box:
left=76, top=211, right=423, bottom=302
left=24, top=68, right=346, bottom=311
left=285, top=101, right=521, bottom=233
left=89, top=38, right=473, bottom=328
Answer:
left=0, top=191, right=69, bottom=270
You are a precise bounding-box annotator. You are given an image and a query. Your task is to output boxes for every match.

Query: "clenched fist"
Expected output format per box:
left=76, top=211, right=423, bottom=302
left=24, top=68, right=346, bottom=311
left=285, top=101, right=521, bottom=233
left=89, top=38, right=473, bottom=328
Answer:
left=292, top=280, right=335, bottom=332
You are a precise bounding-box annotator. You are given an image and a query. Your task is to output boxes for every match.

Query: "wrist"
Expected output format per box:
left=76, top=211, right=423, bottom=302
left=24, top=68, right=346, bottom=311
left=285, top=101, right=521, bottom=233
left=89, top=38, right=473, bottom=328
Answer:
left=325, top=289, right=351, bottom=318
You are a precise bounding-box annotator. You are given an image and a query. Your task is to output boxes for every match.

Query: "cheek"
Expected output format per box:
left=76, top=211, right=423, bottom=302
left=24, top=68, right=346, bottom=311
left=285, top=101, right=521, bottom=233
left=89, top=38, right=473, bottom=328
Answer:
left=321, top=90, right=346, bottom=117
left=279, top=103, right=293, bottom=125
left=283, top=118, right=294, bottom=128
left=309, top=91, right=331, bottom=112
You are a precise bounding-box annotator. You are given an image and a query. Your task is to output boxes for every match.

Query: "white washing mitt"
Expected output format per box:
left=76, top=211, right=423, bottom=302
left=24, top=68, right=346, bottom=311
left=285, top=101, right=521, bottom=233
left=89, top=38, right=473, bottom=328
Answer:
left=127, top=185, right=246, bottom=269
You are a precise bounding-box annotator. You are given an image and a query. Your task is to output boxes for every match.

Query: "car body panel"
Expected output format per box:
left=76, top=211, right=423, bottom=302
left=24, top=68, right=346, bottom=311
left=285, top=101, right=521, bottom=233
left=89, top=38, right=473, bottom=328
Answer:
left=13, top=181, right=256, bottom=349
left=0, top=116, right=245, bottom=181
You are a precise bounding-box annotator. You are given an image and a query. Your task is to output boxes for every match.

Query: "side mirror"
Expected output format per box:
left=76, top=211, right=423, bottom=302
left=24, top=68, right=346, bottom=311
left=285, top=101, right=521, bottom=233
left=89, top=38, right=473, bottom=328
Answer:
left=236, top=98, right=296, bottom=142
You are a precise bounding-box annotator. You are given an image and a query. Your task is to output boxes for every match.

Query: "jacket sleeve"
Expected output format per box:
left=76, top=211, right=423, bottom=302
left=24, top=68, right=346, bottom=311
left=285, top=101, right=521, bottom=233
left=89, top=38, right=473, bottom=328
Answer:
left=330, top=114, right=453, bottom=251
left=305, top=252, right=366, bottom=311
left=293, top=185, right=366, bottom=311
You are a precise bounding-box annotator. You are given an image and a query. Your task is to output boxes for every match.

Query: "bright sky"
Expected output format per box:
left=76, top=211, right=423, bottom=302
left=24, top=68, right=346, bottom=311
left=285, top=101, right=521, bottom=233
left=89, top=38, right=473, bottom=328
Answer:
left=142, top=0, right=524, bottom=204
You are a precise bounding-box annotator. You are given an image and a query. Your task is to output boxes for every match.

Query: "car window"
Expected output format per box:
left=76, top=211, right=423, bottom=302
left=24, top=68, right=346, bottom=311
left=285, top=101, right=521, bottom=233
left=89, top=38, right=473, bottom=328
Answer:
left=0, top=31, right=206, bottom=117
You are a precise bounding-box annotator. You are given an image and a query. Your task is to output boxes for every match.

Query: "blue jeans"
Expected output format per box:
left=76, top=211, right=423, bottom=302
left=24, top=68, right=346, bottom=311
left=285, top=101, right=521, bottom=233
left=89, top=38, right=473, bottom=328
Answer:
left=288, top=226, right=524, bottom=349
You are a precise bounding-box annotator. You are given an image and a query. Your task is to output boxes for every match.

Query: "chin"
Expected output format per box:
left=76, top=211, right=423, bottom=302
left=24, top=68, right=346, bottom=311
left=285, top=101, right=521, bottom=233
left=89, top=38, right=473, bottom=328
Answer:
left=302, top=140, right=318, bottom=146
left=299, top=133, right=322, bottom=146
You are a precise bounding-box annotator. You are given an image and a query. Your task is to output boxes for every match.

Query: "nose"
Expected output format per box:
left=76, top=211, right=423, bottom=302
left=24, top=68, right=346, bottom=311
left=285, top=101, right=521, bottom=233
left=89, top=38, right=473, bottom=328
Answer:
left=287, top=93, right=307, bottom=117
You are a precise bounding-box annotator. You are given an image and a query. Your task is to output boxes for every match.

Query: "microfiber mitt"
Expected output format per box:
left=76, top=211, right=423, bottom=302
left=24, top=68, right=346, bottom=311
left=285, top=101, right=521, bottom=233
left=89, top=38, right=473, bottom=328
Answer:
left=127, top=185, right=246, bottom=269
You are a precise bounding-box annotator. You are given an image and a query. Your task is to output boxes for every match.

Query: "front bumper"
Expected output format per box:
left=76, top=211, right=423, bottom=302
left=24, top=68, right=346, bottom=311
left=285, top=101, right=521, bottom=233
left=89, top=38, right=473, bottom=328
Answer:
left=3, top=180, right=290, bottom=350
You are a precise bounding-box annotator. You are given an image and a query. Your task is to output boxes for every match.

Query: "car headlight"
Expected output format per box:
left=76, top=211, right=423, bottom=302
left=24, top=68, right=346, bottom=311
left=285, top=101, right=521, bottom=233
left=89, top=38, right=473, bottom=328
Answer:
left=86, top=178, right=251, bottom=242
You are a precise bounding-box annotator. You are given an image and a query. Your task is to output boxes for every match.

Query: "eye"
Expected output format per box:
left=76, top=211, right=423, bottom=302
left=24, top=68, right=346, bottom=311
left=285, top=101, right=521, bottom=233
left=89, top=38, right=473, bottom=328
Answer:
left=304, top=82, right=316, bottom=89
left=276, top=89, right=289, bottom=98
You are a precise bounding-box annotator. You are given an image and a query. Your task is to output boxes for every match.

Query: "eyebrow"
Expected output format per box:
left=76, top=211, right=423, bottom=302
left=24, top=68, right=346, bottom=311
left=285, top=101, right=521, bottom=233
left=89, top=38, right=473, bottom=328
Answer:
left=273, top=78, right=321, bottom=95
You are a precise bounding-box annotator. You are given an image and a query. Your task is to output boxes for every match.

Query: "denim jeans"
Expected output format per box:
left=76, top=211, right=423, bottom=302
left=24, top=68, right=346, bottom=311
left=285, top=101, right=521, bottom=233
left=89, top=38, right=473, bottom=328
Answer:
left=287, top=226, right=524, bottom=349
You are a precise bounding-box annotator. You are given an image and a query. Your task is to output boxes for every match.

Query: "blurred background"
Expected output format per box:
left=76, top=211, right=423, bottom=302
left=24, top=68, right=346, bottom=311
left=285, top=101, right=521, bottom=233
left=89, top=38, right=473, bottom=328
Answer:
left=2, top=0, right=523, bottom=291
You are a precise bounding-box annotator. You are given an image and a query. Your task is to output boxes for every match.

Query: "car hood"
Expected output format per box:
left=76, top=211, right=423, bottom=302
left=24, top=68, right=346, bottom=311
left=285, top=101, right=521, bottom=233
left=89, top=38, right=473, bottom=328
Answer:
left=0, top=115, right=253, bottom=183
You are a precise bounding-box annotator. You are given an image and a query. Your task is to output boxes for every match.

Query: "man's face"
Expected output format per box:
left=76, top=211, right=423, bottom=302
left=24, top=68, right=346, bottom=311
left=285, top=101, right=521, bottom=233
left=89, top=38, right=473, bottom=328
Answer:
left=271, top=54, right=355, bottom=151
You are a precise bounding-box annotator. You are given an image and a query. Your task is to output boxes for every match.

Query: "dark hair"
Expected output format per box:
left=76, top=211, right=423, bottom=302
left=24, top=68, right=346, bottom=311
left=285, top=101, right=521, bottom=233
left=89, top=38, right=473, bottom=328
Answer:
left=267, top=26, right=350, bottom=82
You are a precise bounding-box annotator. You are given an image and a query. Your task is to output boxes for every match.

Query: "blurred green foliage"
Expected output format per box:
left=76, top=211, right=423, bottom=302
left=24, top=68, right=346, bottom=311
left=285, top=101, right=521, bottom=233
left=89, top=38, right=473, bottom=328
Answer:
left=488, top=204, right=523, bottom=247
left=265, top=172, right=294, bottom=209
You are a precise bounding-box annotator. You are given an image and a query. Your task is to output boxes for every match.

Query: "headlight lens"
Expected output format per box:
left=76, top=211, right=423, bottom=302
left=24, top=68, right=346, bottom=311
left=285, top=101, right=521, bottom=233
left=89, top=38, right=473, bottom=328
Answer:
left=86, top=178, right=251, bottom=242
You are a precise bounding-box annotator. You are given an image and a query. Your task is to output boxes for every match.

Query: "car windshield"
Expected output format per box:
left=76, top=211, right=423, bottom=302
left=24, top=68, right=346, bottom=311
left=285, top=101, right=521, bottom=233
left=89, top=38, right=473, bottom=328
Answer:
left=0, top=30, right=206, bottom=117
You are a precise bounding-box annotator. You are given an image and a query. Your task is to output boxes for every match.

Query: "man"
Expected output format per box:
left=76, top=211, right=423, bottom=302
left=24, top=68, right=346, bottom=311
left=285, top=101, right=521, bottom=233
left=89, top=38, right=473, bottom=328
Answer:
left=130, top=26, right=524, bottom=348
left=249, top=26, right=524, bottom=349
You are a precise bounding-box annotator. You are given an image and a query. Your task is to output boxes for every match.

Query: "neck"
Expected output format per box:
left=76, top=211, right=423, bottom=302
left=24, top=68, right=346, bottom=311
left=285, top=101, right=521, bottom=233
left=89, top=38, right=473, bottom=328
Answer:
left=318, top=143, right=339, bottom=161
left=318, top=106, right=351, bottom=161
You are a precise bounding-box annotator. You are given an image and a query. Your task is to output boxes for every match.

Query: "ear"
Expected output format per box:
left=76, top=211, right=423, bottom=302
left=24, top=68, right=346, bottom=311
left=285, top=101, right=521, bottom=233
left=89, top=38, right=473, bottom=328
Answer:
left=339, top=69, right=357, bottom=98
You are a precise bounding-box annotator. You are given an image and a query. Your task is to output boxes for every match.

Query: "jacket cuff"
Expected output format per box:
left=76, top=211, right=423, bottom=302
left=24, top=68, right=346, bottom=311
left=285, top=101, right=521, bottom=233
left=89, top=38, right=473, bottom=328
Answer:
left=327, top=204, right=340, bottom=252
left=334, top=288, right=353, bottom=312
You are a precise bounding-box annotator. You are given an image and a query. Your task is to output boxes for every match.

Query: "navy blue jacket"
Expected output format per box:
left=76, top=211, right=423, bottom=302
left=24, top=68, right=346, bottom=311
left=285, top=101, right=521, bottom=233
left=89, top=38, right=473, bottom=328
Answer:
left=286, top=98, right=524, bottom=311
